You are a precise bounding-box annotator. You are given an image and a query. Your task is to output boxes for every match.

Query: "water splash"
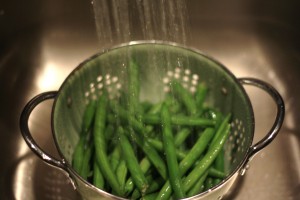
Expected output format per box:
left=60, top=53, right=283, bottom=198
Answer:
left=91, top=0, right=189, bottom=50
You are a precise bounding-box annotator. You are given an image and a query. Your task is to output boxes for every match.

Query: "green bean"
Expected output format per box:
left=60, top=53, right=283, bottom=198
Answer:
left=147, top=138, right=187, bottom=160
left=110, top=146, right=121, bottom=172
left=174, top=128, right=192, bottom=147
left=116, top=159, right=128, bottom=189
left=156, top=127, right=215, bottom=199
left=182, top=124, right=231, bottom=192
left=93, top=93, right=123, bottom=196
left=124, top=157, right=152, bottom=195
left=126, top=128, right=168, bottom=180
left=161, top=103, right=185, bottom=199
left=146, top=178, right=164, bottom=195
left=155, top=181, right=171, bottom=200
left=93, top=158, right=105, bottom=189
left=171, top=81, right=197, bottom=115
left=214, top=148, right=225, bottom=170
left=143, top=114, right=215, bottom=126
left=195, top=83, right=207, bottom=114
left=104, top=124, right=115, bottom=141
left=142, top=192, right=159, bottom=200
left=80, top=144, right=93, bottom=180
left=73, top=100, right=96, bottom=173
left=187, top=171, right=208, bottom=197
left=128, top=59, right=140, bottom=115
left=72, top=138, right=85, bottom=173
left=110, top=102, right=167, bottom=180
left=208, top=167, right=226, bottom=179
left=141, top=101, right=153, bottom=113
left=213, top=178, right=221, bottom=186
left=131, top=176, right=164, bottom=199
left=110, top=100, right=145, bottom=134
left=172, top=115, right=215, bottom=126
left=82, top=100, right=96, bottom=133
left=147, top=101, right=163, bottom=115
left=213, top=148, right=225, bottom=185
left=165, top=95, right=182, bottom=114
left=204, top=177, right=214, bottom=191
left=118, top=127, right=149, bottom=194
left=209, top=113, right=231, bottom=148
left=179, top=128, right=214, bottom=175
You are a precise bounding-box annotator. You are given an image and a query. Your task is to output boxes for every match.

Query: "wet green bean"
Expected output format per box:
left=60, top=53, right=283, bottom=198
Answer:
left=161, top=103, right=185, bottom=199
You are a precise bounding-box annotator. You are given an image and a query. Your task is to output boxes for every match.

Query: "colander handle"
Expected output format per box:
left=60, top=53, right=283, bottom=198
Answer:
left=19, top=91, right=68, bottom=172
left=238, top=78, right=285, bottom=175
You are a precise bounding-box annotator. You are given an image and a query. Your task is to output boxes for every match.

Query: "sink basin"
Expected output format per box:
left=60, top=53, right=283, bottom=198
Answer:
left=1, top=0, right=299, bottom=199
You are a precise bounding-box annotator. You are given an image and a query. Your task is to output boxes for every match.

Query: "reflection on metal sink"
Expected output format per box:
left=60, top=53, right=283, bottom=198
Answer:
left=0, top=0, right=299, bottom=199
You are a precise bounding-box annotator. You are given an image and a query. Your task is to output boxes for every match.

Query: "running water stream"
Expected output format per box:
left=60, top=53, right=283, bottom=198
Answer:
left=91, top=0, right=189, bottom=50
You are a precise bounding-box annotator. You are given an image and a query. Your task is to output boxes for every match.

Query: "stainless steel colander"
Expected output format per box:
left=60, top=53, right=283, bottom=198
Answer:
left=20, top=41, right=284, bottom=200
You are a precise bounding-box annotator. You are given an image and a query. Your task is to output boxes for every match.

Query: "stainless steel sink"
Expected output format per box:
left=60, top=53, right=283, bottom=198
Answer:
left=1, top=0, right=299, bottom=199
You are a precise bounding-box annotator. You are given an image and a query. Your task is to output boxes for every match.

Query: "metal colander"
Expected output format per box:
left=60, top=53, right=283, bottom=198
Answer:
left=20, top=41, right=284, bottom=200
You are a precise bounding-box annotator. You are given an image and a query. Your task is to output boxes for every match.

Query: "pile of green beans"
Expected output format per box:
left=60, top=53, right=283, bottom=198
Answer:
left=72, top=60, right=232, bottom=199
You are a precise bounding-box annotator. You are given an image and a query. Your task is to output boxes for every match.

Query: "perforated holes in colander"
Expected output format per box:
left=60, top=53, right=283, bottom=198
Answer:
left=163, top=67, right=199, bottom=94
left=84, top=74, right=122, bottom=104
left=225, top=118, right=247, bottom=171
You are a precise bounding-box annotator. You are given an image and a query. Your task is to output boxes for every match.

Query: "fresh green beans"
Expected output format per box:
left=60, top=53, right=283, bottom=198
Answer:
left=81, top=100, right=96, bottom=133
left=128, top=59, right=140, bottom=115
left=174, top=128, right=192, bottom=147
left=210, top=113, right=231, bottom=148
left=172, top=80, right=197, bottom=115
left=161, top=103, right=185, bottom=199
left=93, top=93, right=123, bottom=196
left=155, top=128, right=215, bottom=199
left=179, top=128, right=215, bottom=174
left=72, top=100, right=96, bottom=174
left=143, top=114, right=215, bottom=126
left=72, top=138, right=85, bottom=173
left=124, top=157, right=152, bottom=195
left=72, top=61, right=234, bottom=199
left=118, top=127, right=149, bottom=194
left=109, top=146, right=121, bottom=172
left=80, top=144, right=93, bottom=180
left=208, top=167, right=226, bottom=179
left=131, top=176, right=164, bottom=199
left=126, top=128, right=168, bottom=180
left=93, top=158, right=104, bottom=189
left=183, top=124, right=231, bottom=192
left=116, top=159, right=128, bottom=189
left=147, top=138, right=187, bottom=160
left=187, top=171, right=208, bottom=197
left=195, top=83, right=208, bottom=114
